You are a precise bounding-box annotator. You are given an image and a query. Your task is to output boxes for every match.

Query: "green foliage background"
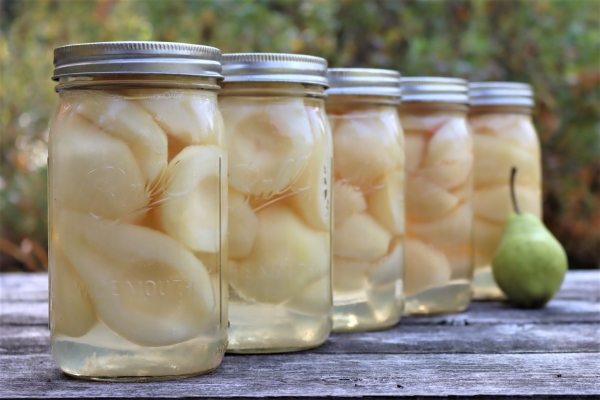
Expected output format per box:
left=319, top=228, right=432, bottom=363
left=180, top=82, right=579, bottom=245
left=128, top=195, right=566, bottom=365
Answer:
left=0, top=0, right=598, bottom=271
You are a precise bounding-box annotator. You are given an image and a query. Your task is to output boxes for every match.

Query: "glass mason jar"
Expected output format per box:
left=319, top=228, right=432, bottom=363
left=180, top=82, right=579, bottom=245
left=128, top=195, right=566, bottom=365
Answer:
left=398, top=78, right=474, bottom=315
left=325, top=69, right=405, bottom=332
left=219, top=54, right=333, bottom=353
left=468, top=82, right=542, bottom=299
left=48, top=42, right=228, bottom=381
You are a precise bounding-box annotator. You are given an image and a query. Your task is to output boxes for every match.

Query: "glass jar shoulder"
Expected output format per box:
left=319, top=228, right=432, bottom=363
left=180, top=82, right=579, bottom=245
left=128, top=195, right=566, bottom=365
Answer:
left=327, top=100, right=404, bottom=186
left=398, top=102, right=469, bottom=137
left=468, top=110, right=540, bottom=150
left=53, top=86, right=225, bottom=147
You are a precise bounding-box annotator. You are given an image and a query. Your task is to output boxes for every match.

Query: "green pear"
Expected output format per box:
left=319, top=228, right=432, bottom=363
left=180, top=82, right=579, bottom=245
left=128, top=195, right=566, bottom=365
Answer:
left=492, top=167, right=567, bottom=308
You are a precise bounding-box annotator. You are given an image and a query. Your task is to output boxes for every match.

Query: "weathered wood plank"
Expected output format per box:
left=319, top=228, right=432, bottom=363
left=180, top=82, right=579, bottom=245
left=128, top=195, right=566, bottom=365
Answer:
left=2, top=296, right=598, bottom=327
left=2, top=323, right=599, bottom=357
left=0, top=273, right=48, bottom=302
left=1, top=270, right=598, bottom=302
left=318, top=322, right=600, bottom=354
left=0, top=301, right=48, bottom=326
left=553, top=270, right=600, bottom=301
left=0, top=271, right=598, bottom=398
left=0, top=353, right=598, bottom=398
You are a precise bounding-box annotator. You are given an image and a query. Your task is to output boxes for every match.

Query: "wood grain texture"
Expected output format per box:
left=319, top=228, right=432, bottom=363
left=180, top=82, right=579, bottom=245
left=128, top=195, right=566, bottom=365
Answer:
left=2, top=323, right=599, bottom=357
left=0, top=353, right=598, bottom=398
left=0, top=271, right=598, bottom=398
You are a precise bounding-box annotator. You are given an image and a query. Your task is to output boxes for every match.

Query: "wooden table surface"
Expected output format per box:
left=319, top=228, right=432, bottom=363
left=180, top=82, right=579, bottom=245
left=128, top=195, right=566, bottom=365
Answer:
left=1, top=271, right=598, bottom=398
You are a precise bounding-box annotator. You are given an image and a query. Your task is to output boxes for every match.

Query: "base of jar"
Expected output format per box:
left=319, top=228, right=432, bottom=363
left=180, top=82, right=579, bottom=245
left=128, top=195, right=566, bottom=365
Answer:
left=332, top=291, right=402, bottom=333
left=226, top=341, right=327, bottom=355
left=63, top=367, right=219, bottom=383
left=52, top=322, right=226, bottom=380
left=226, top=301, right=331, bottom=354
left=472, top=266, right=506, bottom=300
left=404, top=279, right=472, bottom=315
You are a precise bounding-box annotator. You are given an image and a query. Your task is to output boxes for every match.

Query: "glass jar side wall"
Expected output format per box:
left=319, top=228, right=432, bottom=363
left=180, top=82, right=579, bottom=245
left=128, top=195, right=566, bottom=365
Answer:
left=326, top=96, right=405, bottom=332
left=398, top=102, right=474, bottom=315
left=468, top=106, right=542, bottom=300
left=220, top=82, right=333, bottom=353
left=48, top=77, right=227, bottom=380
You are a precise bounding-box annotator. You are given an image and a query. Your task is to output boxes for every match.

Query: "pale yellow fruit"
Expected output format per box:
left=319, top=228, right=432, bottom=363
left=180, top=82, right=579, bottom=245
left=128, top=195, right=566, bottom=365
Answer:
left=333, top=256, right=370, bottom=292
left=404, top=134, right=427, bottom=172
left=469, top=114, right=539, bottom=149
left=334, top=212, right=392, bottom=261
left=50, top=245, right=97, bottom=337
left=209, top=271, right=228, bottom=326
left=53, top=114, right=150, bottom=222
left=194, top=251, right=220, bottom=275
left=333, top=181, right=367, bottom=227
left=438, top=244, right=473, bottom=280
left=75, top=91, right=168, bottom=183
left=333, top=111, right=402, bottom=186
left=473, top=133, right=541, bottom=188
left=219, top=97, right=314, bottom=197
left=380, top=107, right=406, bottom=170
left=406, top=177, right=459, bottom=220
left=416, top=159, right=473, bottom=190
left=404, top=238, right=451, bottom=297
left=59, top=211, right=215, bottom=347
left=229, top=205, right=329, bottom=304
left=407, top=203, right=471, bottom=246
left=159, top=145, right=224, bottom=253
left=327, top=115, right=340, bottom=134
left=288, top=105, right=332, bottom=231
left=423, top=118, right=472, bottom=166
left=473, top=217, right=504, bottom=265
left=366, top=170, right=405, bottom=234
left=132, top=90, right=225, bottom=147
left=418, top=118, right=473, bottom=189
left=368, top=240, right=404, bottom=287
left=449, top=176, right=473, bottom=203
left=474, top=185, right=541, bottom=222
left=228, top=189, right=259, bottom=258
left=284, top=277, right=331, bottom=315
left=474, top=252, right=492, bottom=272
left=399, top=113, right=450, bottom=135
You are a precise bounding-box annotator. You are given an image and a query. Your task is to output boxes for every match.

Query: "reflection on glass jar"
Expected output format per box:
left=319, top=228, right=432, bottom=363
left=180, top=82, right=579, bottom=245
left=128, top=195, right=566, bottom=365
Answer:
left=468, top=82, right=542, bottom=300
left=48, top=42, right=227, bottom=381
left=220, top=54, right=332, bottom=353
left=398, top=77, right=474, bottom=315
left=325, top=69, right=404, bottom=332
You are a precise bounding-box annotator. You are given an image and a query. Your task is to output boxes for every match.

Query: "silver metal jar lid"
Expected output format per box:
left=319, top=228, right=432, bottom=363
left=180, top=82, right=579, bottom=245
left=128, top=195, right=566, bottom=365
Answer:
left=400, top=77, right=469, bottom=104
left=325, top=68, right=401, bottom=97
left=469, top=82, right=535, bottom=107
left=221, top=53, right=328, bottom=87
left=52, top=41, right=222, bottom=81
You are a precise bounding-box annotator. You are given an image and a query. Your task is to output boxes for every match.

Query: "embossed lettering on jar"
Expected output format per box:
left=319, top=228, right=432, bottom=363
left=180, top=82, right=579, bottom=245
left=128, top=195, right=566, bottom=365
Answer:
left=398, top=77, right=474, bottom=315
left=220, top=53, right=333, bottom=353
left=325, top=68, right=405, bottom=332
left=47, top=42, right=228, bottom=381
left=468, top=82, right=542, bottom=300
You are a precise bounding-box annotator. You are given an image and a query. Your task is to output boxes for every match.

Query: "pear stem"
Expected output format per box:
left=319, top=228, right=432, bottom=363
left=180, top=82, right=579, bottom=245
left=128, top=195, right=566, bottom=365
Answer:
left=510, top=166, right=521, bottom=214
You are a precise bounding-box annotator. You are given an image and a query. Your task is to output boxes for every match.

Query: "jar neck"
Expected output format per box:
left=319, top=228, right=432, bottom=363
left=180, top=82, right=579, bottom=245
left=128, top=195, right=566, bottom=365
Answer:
left=219, top=81, right=326, bottom=99
left=469, top=105, right=533, bottom=116
left=326, top=94, right=399, bottom=106
left=398, top=101, right=468, bottom=114
left=55, top=74, right=221, bottom=92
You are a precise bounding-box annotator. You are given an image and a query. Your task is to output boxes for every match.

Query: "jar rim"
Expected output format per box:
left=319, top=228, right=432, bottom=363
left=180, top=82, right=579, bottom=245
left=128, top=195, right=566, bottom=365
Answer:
left=326, top=68, right=401, bottom=97
left=52, top=41, right=223, bottom=81
left=400, top=77, right=469, bottom=104
left=469, top=81, right=535, bottom=107
left=221, top=53, right=328, bottom=87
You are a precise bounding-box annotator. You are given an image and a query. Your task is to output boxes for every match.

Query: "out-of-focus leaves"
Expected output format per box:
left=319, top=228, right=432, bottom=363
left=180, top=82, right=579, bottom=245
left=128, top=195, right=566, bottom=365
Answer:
left=0, top=0, right=598, bottom=271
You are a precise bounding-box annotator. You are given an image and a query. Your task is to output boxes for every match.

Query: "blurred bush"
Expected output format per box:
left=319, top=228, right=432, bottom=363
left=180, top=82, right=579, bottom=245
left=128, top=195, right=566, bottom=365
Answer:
left=0, top=0, right=598, bottom=271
